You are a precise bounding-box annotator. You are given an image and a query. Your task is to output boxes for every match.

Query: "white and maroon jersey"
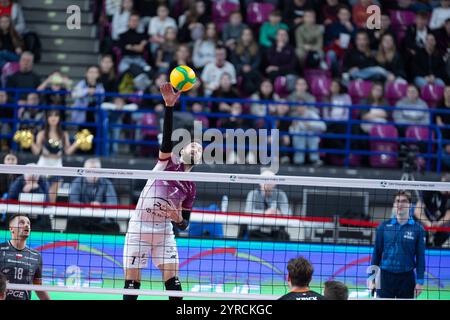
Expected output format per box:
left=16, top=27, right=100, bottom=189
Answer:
left=129, top=157, right=196, bottom=232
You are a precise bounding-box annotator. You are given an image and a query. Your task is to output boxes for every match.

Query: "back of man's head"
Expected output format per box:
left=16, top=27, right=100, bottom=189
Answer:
left=324, top=280, right=349, bottom=300
left=287, top=256, right=313, bottom=288
left=0, top=272, right=7, bottom=300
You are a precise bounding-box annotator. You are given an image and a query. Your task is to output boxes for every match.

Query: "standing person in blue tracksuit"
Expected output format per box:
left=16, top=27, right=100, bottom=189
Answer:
left=370, top=190, right=426, bottom=299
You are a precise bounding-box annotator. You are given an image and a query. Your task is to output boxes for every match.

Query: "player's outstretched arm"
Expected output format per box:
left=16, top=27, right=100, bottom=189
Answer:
left=159, top=83, right=181, bottom=160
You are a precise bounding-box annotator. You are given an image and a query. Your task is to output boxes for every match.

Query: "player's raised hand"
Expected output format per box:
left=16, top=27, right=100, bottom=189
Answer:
left=160, top=82, right=181, bottom=107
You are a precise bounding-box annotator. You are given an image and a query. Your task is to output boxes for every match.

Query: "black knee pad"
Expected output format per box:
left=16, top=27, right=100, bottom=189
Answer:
left=165, top=276, right=182, bottom=300
left=123, top=280, right=141, bottom=300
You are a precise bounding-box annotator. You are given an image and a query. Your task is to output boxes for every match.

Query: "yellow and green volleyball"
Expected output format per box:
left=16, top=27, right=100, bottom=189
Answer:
left=170, top=65, right=197, bottom=92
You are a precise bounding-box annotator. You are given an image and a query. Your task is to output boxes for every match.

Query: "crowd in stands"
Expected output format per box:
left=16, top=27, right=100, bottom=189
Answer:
left=0, top=0, right=449, bottom=169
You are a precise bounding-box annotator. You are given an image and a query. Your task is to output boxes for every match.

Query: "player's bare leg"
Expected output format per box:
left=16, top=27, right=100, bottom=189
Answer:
left=123, top=268, right=141, bottom=300
left=158, top=263, right=182, bottom=300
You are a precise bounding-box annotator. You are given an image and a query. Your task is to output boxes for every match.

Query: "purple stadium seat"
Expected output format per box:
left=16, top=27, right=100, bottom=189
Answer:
left=405, top=126, right=435, bottom=170
left=304, top=68, right=332, bottom=88
left=247, top=2, right=274, bottom=26
left=195, top=115, right=209, bottom=128
left=1, top=62, right=19, bottom=87
left=212, top=1, right=240, bottom=32
left=348, top=79, right=373, bottom=105
left=390, top=10, right=416, bottom=31
left=385, top=81, right=408, bottom=106
left=369, top=124, right=399, bottom=168
left=420, top=83, right=445, bottom=108
left=141, top=113, right=159, bottom=137
left=274, top=76, right=290, bottom=98
left=310, top=76, right=332, bottom=102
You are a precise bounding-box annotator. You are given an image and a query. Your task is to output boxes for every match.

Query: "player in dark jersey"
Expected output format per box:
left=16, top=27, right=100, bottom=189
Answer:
left=0, top=272, right=6, bottom=300
left=0, top=214, right=50, bottom=300
left=123, top=83, right=203, bottom=300
left=278, top=256, right=325, bottom=300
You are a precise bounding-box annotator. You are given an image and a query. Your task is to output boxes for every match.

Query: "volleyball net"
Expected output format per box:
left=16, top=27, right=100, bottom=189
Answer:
left=0, top=164, right=449, bottom=300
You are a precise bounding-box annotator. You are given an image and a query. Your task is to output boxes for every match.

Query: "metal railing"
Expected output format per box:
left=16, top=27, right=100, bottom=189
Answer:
left=1, top=88, right=447, bottom=173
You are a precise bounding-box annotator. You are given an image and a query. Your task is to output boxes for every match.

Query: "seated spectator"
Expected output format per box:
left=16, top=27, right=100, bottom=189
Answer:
left=352, top=0, right=373, bottom=28
left=259, top=10, right=289, bottom=49
left=66, top=158, right=120, bottom=234
left=17, top=92, right=43, bottom=129
left=368, top=12, right=396, bottom=50
left=295, top=10, right=324, bottom=68
left=5, top=52, right=40, bottom=104
left=278, top=256, right=325, bottom=300
left=322, top=79, right=358, bottom=161
left=429, top=0, right=450, bottom=30
left=117, top=14, right=150, bottom=74
left=201, top=45, right=237, bottom=96
left=289, top=104, right=326, bottom=165
left=168, top=44, right=193, bottom=73
left=414, top=173, right=450, bottom=247
left=265, top=29, right=299, bottom=81
left=111, top=0, right=134, bottom=41
left=250, top=79, right=280, bottom=117
left=360, top=82, right=388, bottom=134
left=0, top=152, right=18, bottom=199
left=324, top=6, right=356, bottom=76
left=437, top=86, right=450, bottom=167
left=71, top=65, right=105, bottom=130
left=0, top=89, right=10, bottom=149
left=343, top=30, right=390, bottom=82
left=37, top=71, right=72, bottom=110
left=155, top=27, right=178, bottom=73
left=0, top=151, right=18, bottom=229
left=99, top=54, right=118, bottom=99
left=222, top=10, right=247, bottom=51
left=230, top=28, right=262, bottom=96
left=320, top=0, right=340, bottom=26
left=0, top=14, right=23, bottom=69
left=191, top=101, right=209, bottom=128
left=275, top=101, right=292, bottom=163
left=192, top=22, right=218, bottom=70
left=412, top=33, right=447, bottom=88
left=242, top=169, right=291, bottom=241
left=375, top=33, right=407, bottom=83
left=148, top=4, right=177, bottom=53
left=7, top=164, right=51, bottom=231
left=1, top=0, right=26, bottom=35
left=211, top=72, right=239, bottom=126
left=434, top=18, right=450, bottom=55
left=394, top=84, right=430, bottom=136
left=177, top=0, right=209, bottom=43
left=403, top=11, right=430, bottom=78
left=283, top=0, right=314, bottom=30
left=288, top=78, right=316, bottom=113
left=324, top=280, right=349, bottom=300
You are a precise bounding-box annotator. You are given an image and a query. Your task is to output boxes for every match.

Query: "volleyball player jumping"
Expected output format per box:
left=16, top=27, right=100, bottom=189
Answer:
left=123, top=83, right=203, bottom=300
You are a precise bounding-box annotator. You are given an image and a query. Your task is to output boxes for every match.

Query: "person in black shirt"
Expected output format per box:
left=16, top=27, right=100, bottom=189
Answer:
left=5, top=51, right=40, bottom=103
left=278, top=256, right=325, bottom=300
left=0, top=15, right=23, bottom=69
left=414, top=173, right=450, bottom=247
left=0, top=214, right=50, bottom=300
left=118, top=14, right=150, bottom=74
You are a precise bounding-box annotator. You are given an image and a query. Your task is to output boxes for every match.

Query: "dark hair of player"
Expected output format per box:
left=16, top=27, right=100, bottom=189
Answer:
left=394, top=190, right=412, bottom=204
left=287, top=256, right=314, bottom=287
left=8, top=214, right=30, bottom=226
left=324, top=280, right=349, bottom=300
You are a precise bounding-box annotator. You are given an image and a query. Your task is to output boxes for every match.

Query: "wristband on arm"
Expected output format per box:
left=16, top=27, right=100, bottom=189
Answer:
left=175, top=210, right=191, bottom=231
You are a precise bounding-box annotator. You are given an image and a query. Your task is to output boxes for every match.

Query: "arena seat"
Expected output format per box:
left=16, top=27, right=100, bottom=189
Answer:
left=389, top=10, right=416, bottom=31
left=348, top=79, right=373, bottom=105
left=420, top=83, right=445, bottom=108
left=1, top=62, right=20, bottom=87
left=384, top=81, right=408, bottom=106
left=212, top=1, right=240, bottom=32
left=247, top=2, right=274, bottom=26
left=274, top=76, right=290, bottom=98
left=369, top=124, right=399, bottom=168
left=310, top=75, right=332, bottom=102
left=405, top=125, right=435, bottom=170
left=303, top=68, right=332, bottom=88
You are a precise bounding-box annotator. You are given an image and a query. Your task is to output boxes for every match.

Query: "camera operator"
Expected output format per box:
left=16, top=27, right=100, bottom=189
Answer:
left=414, top=173, right=450, bottom=247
